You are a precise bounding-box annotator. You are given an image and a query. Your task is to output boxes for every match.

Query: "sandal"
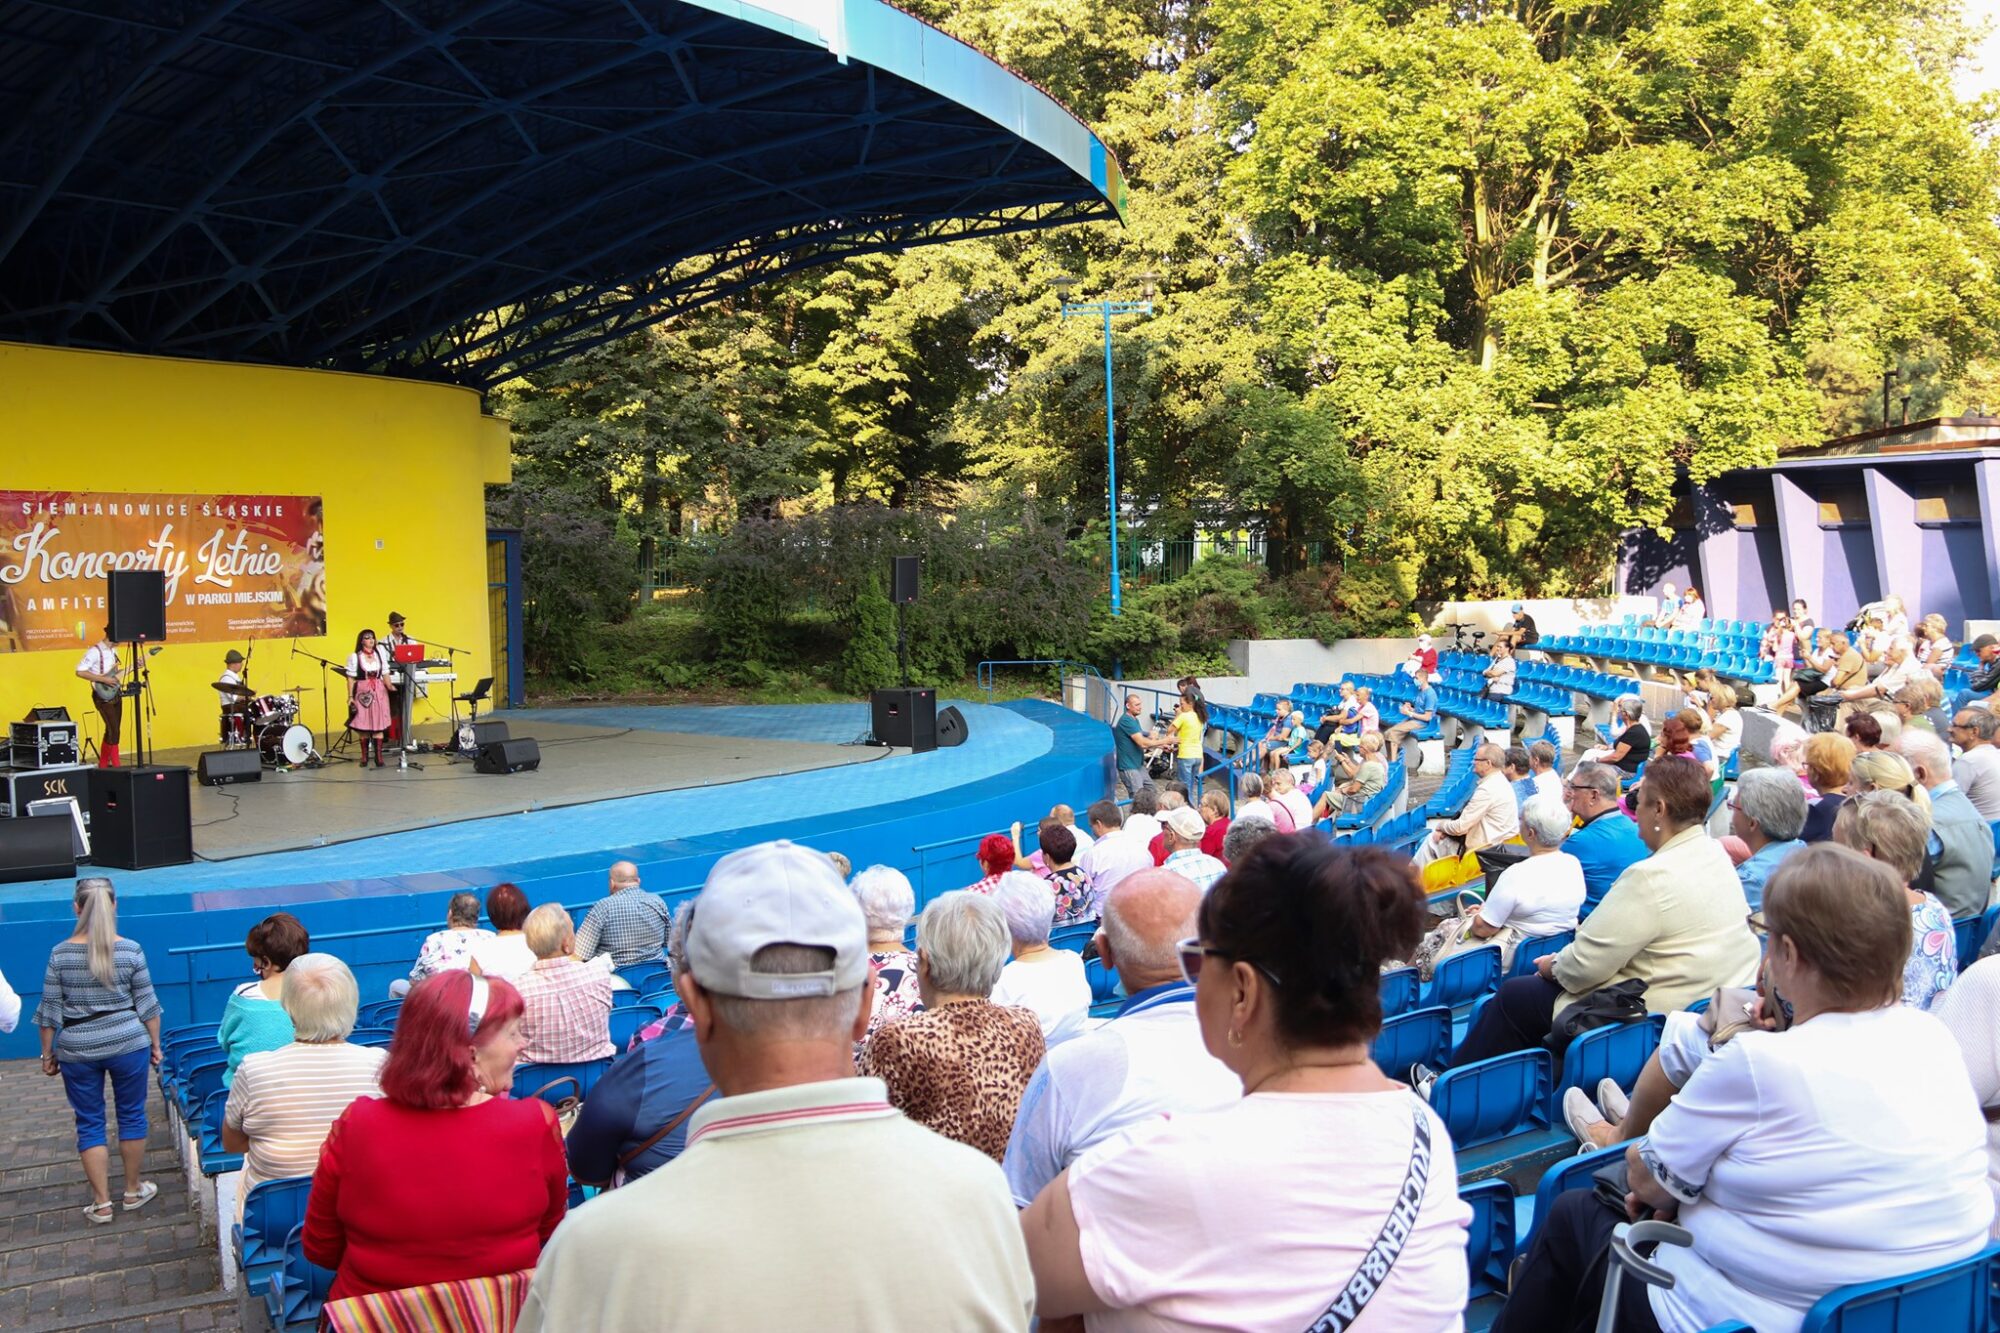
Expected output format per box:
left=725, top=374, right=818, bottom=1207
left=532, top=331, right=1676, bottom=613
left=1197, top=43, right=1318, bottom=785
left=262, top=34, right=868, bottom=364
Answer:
left=121, top=1181, right=157, bottom=1212
left=83, top=1201, right=113, bottom=1225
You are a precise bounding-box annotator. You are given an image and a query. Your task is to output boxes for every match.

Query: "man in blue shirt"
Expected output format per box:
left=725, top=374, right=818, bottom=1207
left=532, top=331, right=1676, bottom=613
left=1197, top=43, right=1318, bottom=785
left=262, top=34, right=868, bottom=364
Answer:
left=1383, top=678, right=1438, bottom=768
left=1563, top=762, right=1650, bottom=908
left=1728, top=769, right=1807, bottom=910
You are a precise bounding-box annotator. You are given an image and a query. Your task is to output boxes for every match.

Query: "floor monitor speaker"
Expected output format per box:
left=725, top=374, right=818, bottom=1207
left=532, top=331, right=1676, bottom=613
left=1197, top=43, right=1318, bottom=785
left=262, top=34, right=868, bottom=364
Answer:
left=475, top=737, right=541, bottom=774
left=88, top=766, right=192, bottom=869
left=0, top=813, right=78, bottom=884
left=198, top=749, right=264, bottom=787
left=870, top=687, right=937, bottom=752
left=470, top=719, right=511, bottom=747
left=936, top=705, right=969, bottom=748
left=107, top=570, right=167, bottom=643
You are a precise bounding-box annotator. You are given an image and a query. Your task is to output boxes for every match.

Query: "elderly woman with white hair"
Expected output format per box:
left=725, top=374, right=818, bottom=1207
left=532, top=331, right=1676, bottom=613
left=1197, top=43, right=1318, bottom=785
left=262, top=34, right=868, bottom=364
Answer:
left=221, top=953, right=386, bottom=1220
left=988, top=873, right=1091, bottom=1045
left=1577, top=694, right=1652, bottom=776
left=852, top=864, right=923, bottom=1041
left=859, top=890, right=1045, bottom=1162
left=1470, top=795, right=1585, bottom=944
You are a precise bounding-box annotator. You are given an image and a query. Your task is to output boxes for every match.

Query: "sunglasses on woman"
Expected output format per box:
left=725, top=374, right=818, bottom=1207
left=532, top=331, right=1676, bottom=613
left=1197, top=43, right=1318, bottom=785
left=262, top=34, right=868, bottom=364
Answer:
left=1177, top=937, right=1283, bottom=988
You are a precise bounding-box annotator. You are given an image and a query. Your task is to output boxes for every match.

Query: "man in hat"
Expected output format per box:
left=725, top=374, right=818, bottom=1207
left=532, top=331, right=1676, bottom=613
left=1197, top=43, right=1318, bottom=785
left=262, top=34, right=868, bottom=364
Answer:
left=383, top=612, right=415, bottom=742
left=1505, top=602, right=1539, bottom=652
left=516, top=840, right=1033, bottom=1331
left=215, top=649, right=251, bottom=746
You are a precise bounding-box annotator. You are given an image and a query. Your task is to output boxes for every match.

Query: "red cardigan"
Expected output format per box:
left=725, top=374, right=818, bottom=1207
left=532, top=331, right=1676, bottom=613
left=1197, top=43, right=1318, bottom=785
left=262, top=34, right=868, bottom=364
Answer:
left=304, top=1095, right=568, bottom=1301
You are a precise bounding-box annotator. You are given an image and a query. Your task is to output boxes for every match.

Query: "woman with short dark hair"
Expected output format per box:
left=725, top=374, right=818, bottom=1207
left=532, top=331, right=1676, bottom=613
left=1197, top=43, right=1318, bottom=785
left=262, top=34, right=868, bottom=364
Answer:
left=1022, top=841, right=1471, bottom=1329
left=1498, top=843, right=1994, bottom=1333
left=218, top=912, right=311, bottom=1085
left=467, top=882, right=535, bottom=982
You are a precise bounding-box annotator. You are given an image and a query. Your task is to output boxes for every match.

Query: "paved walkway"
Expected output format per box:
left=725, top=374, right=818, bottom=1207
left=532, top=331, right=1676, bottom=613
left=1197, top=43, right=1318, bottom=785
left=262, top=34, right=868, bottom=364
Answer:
left=0, top=1058, right=235, bottom=1331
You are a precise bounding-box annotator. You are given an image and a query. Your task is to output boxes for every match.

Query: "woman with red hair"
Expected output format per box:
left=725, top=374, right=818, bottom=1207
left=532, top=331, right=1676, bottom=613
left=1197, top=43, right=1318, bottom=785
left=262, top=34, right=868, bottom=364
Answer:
left=303, top=970, right=567, bottom=1301
left=963, top=833, right=1016, bottom=894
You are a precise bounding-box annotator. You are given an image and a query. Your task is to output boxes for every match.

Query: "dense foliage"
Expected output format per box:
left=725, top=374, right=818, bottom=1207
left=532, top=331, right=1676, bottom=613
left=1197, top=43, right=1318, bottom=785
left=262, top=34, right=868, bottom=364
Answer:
left=490, top=0, right=2000, bottom=683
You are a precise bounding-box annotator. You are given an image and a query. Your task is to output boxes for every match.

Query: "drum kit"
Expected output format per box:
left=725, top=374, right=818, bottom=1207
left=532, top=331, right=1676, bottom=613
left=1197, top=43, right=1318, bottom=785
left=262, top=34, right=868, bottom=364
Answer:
left=216, top=681, right=319, bottom=767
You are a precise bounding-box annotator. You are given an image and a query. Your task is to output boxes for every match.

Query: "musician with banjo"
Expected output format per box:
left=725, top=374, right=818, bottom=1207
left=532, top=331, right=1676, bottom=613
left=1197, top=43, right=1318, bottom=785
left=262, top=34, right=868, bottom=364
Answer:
left=74, top=625, right=126, bottom=768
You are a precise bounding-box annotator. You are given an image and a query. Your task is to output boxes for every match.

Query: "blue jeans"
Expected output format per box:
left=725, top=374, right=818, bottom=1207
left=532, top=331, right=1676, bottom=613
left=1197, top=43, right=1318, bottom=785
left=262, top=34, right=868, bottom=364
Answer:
left=1952, top=687, right=1992, bottom=711
left=60, top=1046, right=150, bottom=1152
left=1176, top=758, right=1200, bottom=792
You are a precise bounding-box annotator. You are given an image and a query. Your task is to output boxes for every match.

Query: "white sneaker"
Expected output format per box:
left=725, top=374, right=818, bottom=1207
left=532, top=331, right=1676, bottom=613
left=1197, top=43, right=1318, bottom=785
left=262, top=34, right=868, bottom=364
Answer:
left=1562, top=1086, right=1607, bottom=1145
left=1597, top=1078, right=1631, bottom=1126
left=1409, top=1063, right=1439, bottom=1102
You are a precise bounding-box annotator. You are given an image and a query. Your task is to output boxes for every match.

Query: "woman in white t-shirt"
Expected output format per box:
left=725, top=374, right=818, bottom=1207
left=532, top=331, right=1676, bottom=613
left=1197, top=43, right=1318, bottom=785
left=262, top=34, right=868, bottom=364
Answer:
left=1933, top=954, right=2000, bottom=1236
left=1471, top=796, right=1584, bottom=941
left=464, top=882, right=537, bottom=982
left=988, top=874, right=1090, bottom=1046
left=1232, top=772, right=1288, bottom=832
left=1022, top=839, right=1470, bottom=1332
left=1496, top=843, right=1993, bottom=1333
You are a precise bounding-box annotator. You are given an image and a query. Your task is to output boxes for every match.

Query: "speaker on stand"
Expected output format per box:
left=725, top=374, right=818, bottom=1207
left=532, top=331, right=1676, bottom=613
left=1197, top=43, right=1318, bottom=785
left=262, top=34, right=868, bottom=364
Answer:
left=105, top=569, right=168, bottom=767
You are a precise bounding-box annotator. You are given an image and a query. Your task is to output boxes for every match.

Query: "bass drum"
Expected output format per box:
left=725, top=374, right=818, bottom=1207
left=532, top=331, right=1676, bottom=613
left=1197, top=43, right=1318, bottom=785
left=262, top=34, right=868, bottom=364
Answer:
left=259, top=722, right=316, bottom=767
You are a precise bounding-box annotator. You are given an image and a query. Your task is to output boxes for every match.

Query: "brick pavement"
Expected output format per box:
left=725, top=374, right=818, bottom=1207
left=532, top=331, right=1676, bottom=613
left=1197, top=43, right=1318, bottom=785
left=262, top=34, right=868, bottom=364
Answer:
left=0, top=1058, right=239, bottom=1332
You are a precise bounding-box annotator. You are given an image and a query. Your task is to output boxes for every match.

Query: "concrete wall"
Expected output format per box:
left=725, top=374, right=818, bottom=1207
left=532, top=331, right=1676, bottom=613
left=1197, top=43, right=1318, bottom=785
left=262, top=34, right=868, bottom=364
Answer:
left=1417, top=597, right=1659, bottom=641
left=1227, top=638, right=1412, bottom=692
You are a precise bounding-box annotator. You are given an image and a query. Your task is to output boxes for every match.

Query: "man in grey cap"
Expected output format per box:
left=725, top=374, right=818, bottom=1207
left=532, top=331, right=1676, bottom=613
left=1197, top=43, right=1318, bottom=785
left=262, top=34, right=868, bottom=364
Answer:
left=517, top=840, right=1033, bottom=1332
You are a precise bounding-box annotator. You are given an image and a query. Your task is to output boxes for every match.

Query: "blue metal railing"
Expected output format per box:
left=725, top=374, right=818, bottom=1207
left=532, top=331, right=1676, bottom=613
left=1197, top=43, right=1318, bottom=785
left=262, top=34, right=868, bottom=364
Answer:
left=976, top=658, right=1108, bottom=699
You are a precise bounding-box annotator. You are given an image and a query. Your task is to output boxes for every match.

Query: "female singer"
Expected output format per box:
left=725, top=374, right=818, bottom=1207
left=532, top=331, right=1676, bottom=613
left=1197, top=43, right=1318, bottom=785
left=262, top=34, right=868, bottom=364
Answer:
left=345, top=630, right=393, bottom=769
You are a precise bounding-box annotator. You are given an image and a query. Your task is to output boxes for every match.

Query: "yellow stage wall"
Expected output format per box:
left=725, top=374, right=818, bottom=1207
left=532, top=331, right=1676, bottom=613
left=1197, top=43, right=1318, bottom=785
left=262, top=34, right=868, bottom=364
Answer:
left=0, top=342, right=511, bottom=754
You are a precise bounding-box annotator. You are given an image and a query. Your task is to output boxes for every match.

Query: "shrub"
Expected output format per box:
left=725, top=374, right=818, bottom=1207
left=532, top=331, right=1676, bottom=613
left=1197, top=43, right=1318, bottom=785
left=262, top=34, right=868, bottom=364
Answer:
left=840, top=574, right=900, bottom=691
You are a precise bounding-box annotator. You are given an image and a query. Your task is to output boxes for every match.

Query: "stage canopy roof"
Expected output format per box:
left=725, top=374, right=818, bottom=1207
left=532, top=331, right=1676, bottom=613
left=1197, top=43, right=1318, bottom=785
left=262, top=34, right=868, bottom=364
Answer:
left=0, top=0, right=1124, bottom=389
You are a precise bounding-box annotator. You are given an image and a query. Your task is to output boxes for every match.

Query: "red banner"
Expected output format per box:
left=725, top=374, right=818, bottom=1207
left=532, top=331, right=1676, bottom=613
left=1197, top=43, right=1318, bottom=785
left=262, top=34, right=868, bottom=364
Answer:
left=0, top=492, right=326, bottom=651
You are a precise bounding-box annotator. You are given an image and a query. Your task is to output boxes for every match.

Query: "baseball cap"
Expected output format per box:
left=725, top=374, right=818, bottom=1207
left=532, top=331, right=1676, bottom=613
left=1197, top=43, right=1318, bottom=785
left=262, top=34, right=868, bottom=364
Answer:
left=1974, top=634, right=1998, bottom=653
left=1163, top=807, right=1206, bottom=841
left=1510, top=602, right=1523, bottom=613
left=685, top=840, right=867, bottom=999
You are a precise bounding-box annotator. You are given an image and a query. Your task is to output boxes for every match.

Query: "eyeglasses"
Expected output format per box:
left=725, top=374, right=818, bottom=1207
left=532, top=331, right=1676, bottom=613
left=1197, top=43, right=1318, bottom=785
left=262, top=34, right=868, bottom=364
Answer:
left=1745, top=910, right=1768, bottom=937
left=1177, top=937, right=1282, bottom=988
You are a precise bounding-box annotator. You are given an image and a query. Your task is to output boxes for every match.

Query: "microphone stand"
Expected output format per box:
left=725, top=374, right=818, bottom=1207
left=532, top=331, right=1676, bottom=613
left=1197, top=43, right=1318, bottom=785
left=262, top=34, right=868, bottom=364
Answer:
left=425, top=637, right=474, bottom=755
left=291, top=644, right=354, bottom=765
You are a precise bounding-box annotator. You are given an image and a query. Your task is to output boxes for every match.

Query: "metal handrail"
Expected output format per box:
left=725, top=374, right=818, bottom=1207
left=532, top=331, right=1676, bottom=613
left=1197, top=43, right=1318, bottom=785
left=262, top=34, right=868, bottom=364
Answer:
left=975, top=658, right=1108, bottom=697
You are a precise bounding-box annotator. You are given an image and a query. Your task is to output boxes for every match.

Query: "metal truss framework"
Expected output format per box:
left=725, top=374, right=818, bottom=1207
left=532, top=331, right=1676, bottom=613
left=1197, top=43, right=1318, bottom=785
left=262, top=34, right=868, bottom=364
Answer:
left=0, top=0, right=1121, bottom=389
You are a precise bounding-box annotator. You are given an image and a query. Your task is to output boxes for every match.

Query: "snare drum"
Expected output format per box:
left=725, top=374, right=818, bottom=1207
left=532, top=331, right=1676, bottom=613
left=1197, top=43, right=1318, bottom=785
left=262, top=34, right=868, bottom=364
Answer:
left=248, top=693, right=297, bottom=727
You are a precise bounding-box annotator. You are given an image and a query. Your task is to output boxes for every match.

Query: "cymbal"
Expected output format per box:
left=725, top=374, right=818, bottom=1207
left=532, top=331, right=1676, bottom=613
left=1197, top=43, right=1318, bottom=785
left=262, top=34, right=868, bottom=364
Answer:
left=214, top=681, right=255, bottom=697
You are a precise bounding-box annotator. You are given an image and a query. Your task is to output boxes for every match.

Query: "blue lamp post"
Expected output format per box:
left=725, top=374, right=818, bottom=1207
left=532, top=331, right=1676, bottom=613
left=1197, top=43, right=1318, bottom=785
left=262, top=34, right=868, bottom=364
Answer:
left=1055, top=275, right=1154, bottom=616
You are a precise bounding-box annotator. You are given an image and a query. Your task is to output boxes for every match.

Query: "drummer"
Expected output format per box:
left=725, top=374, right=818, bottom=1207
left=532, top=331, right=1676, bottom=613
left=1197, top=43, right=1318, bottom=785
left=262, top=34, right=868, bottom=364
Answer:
left=216, top=649, right=251, bottom=746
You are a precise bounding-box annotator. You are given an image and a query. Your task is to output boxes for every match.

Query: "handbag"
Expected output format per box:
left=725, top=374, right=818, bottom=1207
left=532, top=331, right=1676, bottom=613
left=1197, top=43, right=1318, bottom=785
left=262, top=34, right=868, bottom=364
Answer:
left=1545, top=978, right=1648, bottom=1058
left=1792, top=666, right=1828, bottom=698
left=526, top=1075, right=585, bottom=1137
left=600, top=1083, right=718, bottom=1189
left=1408, top=890, right=1519, bottom=981
left=1301, top=1108, right=1437, bottom=1332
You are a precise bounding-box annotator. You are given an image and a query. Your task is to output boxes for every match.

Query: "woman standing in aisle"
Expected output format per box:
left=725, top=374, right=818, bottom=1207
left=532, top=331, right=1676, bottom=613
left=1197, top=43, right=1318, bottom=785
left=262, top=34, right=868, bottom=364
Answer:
left=345, top=628, right=393, bottom=768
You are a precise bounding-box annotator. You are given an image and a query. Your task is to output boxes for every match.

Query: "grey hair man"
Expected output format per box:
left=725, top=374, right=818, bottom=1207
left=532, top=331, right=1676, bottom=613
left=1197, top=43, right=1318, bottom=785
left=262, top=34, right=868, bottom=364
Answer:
left=1528, top=739, right=1562, bottom=805
left=1562, top=762, right=1649, bottom=908
left=1414, top=743, right=1519, bottom=868
left=1729, top=769, right=1808, bottom=910
left=1000, top=868, right=1240, bottom=1207
left=520, top=843, right=1034, bottom=1331
left=1221, top=814, right=1278, bottom=867
left=574, top=859, right=671, bottom=970
left=516, top=903, right=616, bottom=1066
left=1159, top=806, right=1227, bottom=892
left=1080, top=798, right=1153, bottom=902
left=221, top=953, right=385, bottom=1215
left=1949, top=708, right=2000, bottom=820
left=1899, top=731, right=1993, bottom=920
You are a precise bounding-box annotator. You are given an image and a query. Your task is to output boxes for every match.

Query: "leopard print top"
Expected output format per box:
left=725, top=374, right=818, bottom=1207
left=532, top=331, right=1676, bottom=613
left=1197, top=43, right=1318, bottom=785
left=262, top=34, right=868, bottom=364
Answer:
left=858, top=998, right=1046, bottom=1162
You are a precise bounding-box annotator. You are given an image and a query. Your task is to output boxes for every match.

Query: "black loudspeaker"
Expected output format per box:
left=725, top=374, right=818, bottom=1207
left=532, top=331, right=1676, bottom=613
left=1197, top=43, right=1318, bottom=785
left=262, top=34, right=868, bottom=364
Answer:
left=106, top=570, right=167, bottom=643
left=890, top=555, right=920, bottom=606
left=470, top=719, right=510, bottom=747
left=0, top=813, right=78, bottom=884
left=475, top=737, right=541, bottom=774
left=88, top=766, right=193, bottom=869
left=871, top=687, right=937, bottom=752
left=936, top=705, right=969, bottom=748
left=198, top=749, right=263, bottom=787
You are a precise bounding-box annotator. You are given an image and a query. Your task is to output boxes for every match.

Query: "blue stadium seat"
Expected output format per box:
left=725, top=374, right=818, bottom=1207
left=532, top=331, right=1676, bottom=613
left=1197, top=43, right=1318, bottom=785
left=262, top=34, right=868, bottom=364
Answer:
left=512, top=1059, right=613, bottom=1103
left=1372, top=1006, right=1450, bottom=1079
left=233, top=1176, right=311, bottom=1301
left=608, top=1004, right=664, bottom=1051
left=1429, top=1049, right=1552, bottom=1150
left=1990, top=820, right=2000, bottom=881
left=616, top=960, right=672, bottom=993
left=1797, top=1240, right=2000, bottom=1333
left=1508, top=930, right=1574, bottom=979
left=1519, top=1141, right=1625, bottom=1251
left=173, top=1057, right=229, bottom=1124
left=355, top=999, right=402, bottom=1029
left=348, top=1026, right=395, bottom=1048
left=1461, top=1177, right=1516, bottom=1330
left=1953, top=903, right=1998, bottom=969
left=1084, top=956, right=1121, bottom=1003
left=610, top=988, right=642, bottom=1009
left=1051, top=921, right=1098, bottom=953
left=1550, top=1015, right=1663, bottom=1121
left=197, top=1087, right=243, bottom=1176
left=1425, top=945, right=1503, bottom=1012
left=263, top=1223, right=335, bottom=1331
left=1379, top=967, right=1421, bottom=1019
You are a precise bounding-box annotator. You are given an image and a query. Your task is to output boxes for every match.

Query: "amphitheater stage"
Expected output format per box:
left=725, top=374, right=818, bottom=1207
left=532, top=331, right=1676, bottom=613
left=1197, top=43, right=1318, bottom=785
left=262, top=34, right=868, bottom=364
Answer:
left=0, top=700, right=1113, bottom=1054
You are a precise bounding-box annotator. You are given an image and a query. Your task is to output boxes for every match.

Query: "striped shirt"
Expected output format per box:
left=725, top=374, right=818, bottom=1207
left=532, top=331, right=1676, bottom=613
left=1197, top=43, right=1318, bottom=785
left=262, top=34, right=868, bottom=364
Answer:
left=225, top=1041, right=387, bottom=1211
left=573, top=890, right=670, bottom=969
left=516, top=955, right=615, bottom=1065
left=34, top=938, right=161, bottom=1061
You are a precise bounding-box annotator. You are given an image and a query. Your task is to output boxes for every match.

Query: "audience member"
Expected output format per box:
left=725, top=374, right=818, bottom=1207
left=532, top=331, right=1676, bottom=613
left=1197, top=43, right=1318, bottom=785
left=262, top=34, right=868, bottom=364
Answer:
left=826, top=851, right=851, bottom=879
left=0, top=966, right=17, bottom=1034
left=1405, top=632, right=1440, bottom=683
left=1849, top=635, right=1924, bottom=710
left=1002, top=869, right=1240, bottom=1208
left=393, top=892, right=491, bottom=998
left=989, top=873, right=1092, bottom=1045
left=466, top=883, right=537, bottom=982
left=1673, top=585, right=1705, bottom=630
left=1528, top=740, right=1563, bottom=805
left=566, top=903, right=713, bottom=1190
left=1036, top=824, right=1093, bottom=925
left=1355, top=685, right=1381, bottom=741
left=303, top=970, right=567, bottom=1300
left=1498, top=843, right=1993, bottom=1333
left=851, top=865, right=922, bottom=1041
left=1899, top=730, right=1991, bottom=919
left=519, top=843, right=1032, bottom=1331
left=1268, top=767, right=1314, bottom=832
left=1158, top=807, right=1226, bottom=892
left=1329, top=681, right=1362, bottom=753
left=858, top=890, right=1045, bottom=1162
left=1562, top=763, right=1650, bottom=908
left=1933, top=954, right=2000, bottom=1234
left=1952, top=633, right=2000, bottom=709
left=1324, top=732, right=1387, bottom=820
left=965, top=832, right=1017, bottom=894
left=1198, top=789, right=1231, bottom=859
left=1020, top=840, right=1470, bottom=1329
left=222, top=954, right=385, bottom=1219
left=1051, top=803, right=1094, bottom=854
left=1577, top=695, right=1650, bottom=774
left=515, top=904, right=616, bottom=1066
left=1232, top=771, right=1283, bottom=829
left=1448, top=761, right=1759, bottom=1069
left=1908, top=673, right=1954, bottom=734
left=1257, top=699, right=1305, bottom=773
left=1484, top=640, right=1516, bottom=703
left=1221, top=815, right=1278, bottom=866
left=1413, top=743, right=1517, bottom=868
left=1506, top=600, right=1541, bottom=649
left=1466, top=796, right=1584, bottom=949
left=1699, top=683, right=1744, bottom=766
left=1654, top=581, right=1680, bottom=629
left=1729, top=769, right=1807, bottom=908
left=1844, top=709, right=1885, bottom=751
left=1950, top=708, right=2000, bottom=819
left=36, top=879, right=162, bottom=1225
left=1503, top=745, right=1536, bottom=809
left=1113, top=694, right=1157, bottom=798
left=1080, top=800, right=1152, bottom=902
left=1831, top=792, right=1957, bottom=1010
left=1850, top=749, right=1932, bottom=812
left=1124, top=787, right=1164, bottom=848
left=1798, top=731, right=1855, bottom=843
left=574, top=861, right=670, bottom=968
left=218, top=912, right=309, bottom=1086
left=1383, top=673, right=1438, bottom=764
